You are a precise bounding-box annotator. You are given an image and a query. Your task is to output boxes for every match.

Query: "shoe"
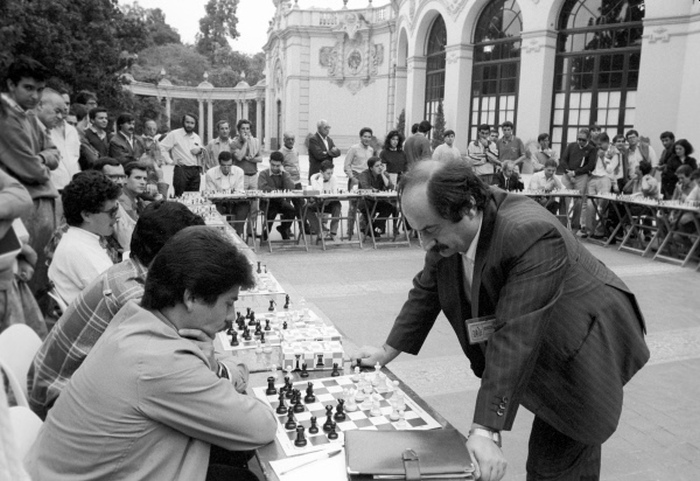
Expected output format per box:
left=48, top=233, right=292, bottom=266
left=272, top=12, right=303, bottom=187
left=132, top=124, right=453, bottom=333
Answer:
left=590, top=234, right=605, bottom=240
left=575, top=229, right=589, bottom=238
left=323, top=234, right=334, bottom=241
left=276, top=225, right=290, bottom=240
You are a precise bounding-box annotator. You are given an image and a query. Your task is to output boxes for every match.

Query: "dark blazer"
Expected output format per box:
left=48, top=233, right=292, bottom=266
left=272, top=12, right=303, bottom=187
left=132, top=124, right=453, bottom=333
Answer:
left=109, top=133, right=145, bottom=165
left=494, top=172, right=524, bottom=191
left=307, top=133, right=339, bottom=178
left=386, top=188, right=649, bottom=445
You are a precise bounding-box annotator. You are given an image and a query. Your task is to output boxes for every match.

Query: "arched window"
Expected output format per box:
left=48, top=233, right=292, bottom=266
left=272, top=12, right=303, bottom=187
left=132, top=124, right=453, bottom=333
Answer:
left=551, top=0, right=644, bottom=151
left=424, top=15, right=446, bottom=126
left=469, top=0, right=522, bottom=140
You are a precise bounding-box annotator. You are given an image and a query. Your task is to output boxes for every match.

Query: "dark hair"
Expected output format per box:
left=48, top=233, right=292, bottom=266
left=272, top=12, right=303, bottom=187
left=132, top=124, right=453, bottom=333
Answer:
left=88, top=107, right=108, bottom=121
left=6, top=56, right=49, bottom=85
left=124, top=160, right=149, bottom=177
left=625, top=129, right=639, bottom=139
left=418, top=120, right=432, bottom=133
left=320, top=160, right=334, bottom=172
left=236, top=118, right=251, bottom=131
left=383, top=130, right=404, bottom=151
left=368, top=156, right=385, bottom=169
left=116, top=113, right=134, bottom=129
left=62, top=171, right=121, bottom=226
left=478, top=124, right=491, bottom=133
left=69, top=104, right=87, bottom=121
left=638, top=160, right=652, bottom=175
left=612, top=134, right=626, bottom=143
left=578, top=128, right=590, bottom=139
left=359, top=127, right=373, bottom=138
left=141, top=227, right=255, bottom=309
left=537, top=133, right=550, bottom=143
left=216, top=119, right=229, bottom=130
left=411, top=123, right=419, bottom=134
left=690, top=169, right=700, bottom=181
left=130, top=201, right=205, bottom=265
left=660, top=131, right=675, bottom=142
left=676, top=164, right=693, bottom=177
left=399, top=159, right=490, bottom=222
left=218, top=151, right=233, bottom=163
left=501, top=121, right=514, bottom=129
left=269, top=151, right=284, bottom=163
left=75, top=90, right=97, bottom=105
left=673, top=139, right=694, bottom=157
left=92, top=157, right=121, bottom=171
left=181, top=113, right=198, bottom=126
left=443, top=129, right=455, bottom=137
left=598, top=132, right=610, bottom=144
left=544, top=158, right=558, bottom=169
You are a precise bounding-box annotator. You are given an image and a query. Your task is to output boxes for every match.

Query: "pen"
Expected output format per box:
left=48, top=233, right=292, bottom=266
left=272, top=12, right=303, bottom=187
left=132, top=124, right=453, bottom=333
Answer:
left=278, top=448, right=343, bottom=476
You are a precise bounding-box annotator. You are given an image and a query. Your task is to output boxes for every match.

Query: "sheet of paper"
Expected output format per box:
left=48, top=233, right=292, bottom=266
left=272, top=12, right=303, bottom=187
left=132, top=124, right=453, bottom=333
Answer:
left=270, top=447, right=346, bottom=481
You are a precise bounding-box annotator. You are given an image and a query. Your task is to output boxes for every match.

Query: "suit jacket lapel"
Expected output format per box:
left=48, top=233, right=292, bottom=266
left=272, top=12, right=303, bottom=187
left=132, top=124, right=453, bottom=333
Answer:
left=470, top=189, right=504, bottom=318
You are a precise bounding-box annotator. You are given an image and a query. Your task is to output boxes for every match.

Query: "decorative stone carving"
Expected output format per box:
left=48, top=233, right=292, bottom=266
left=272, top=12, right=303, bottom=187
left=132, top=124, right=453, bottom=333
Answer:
left=346, top=80, right=364, bottom=95
left=647, top=26, right=670, bottom=44
left=439, top=0, right=468, bottom=18
left=447, top=51, right=459, bottom=64
left=320, top=46, right=342, bottom=76
left=347, top=48, right=363, bottom=75
left=523, top=38, right=544, bottom=53
left=370, top=44, right=384, bottom=75
left=333, top=11, right=370, bottom=39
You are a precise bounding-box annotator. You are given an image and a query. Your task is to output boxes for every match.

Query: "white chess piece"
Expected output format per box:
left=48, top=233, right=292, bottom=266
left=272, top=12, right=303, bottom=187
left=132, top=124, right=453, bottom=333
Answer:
left=396, top=409, right=407, bottom=429
left=351, top=366, right=360, bottom=383
left=370, top=398, right=382, bottom=417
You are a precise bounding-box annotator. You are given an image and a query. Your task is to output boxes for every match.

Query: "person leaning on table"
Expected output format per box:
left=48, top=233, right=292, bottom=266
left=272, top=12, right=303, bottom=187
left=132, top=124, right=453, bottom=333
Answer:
left=26, top=226, right=277, bottom=481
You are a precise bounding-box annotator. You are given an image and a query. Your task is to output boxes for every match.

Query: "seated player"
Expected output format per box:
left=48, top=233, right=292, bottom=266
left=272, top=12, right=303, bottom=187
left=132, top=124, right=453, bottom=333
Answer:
left=258, top=151, right=297, bottom=240
left=48, top=171, right=120, bottom=305
left=205, top=151, right=250, bottom=236
left=120, top=161, right=151, bottom=222
left=92, top=157, right=137, bottom=251
left=528, top=158, right=564, bottom=214
left=495, top=160, right=524, bottom=191
left=26, top=227, right=278, bottom=481
left=623, top=160, right=659, bottom=200
left=307, top=160, right=342, bottom=240
left=29, top=201, right=214, bottom=419
left=357, top=157, right=398, bottom=236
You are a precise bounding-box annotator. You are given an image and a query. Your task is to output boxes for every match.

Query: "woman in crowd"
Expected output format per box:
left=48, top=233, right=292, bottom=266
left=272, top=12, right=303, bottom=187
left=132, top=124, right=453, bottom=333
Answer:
left=380, top=130, right=408, bottom=185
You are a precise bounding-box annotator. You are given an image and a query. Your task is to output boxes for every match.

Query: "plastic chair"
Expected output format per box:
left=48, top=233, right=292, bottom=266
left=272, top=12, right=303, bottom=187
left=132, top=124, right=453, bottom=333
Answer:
left=0, top=357, right=28, bottom=407
left=0, top=324, right=43, bottom=402
left=9, top=405, right=43, bottom=459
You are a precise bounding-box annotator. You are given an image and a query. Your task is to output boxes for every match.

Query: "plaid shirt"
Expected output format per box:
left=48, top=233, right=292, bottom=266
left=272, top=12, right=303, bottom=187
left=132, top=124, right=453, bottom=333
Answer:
left=28, top=258, right=147, bottom=419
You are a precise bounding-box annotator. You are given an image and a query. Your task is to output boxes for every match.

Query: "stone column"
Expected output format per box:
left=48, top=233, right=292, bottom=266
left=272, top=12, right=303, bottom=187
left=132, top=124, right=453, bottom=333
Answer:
left=243, top=99, right=250, bottom=120
left=443, top=44, right=473, bottom=151
left=198, top=100, right=204, bottom=140
left=404, top=56, right=427, bottom=131
left=236, top=100, right=242, bottom=123
left=207, top=100, right=214, bottom=144
left=256, top=99, right=263, bottom=142
left=165, top=97, right=171, bottom=127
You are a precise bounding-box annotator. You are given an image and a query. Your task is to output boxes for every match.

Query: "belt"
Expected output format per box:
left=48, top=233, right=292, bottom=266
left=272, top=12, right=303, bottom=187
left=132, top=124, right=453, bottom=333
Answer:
left=176, top=165, right=200, bottom=169
left=244, top=172, right=258, bottom=176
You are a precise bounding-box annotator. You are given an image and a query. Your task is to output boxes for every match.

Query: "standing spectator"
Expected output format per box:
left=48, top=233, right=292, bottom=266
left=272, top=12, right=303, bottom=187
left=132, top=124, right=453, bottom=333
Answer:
left=280, top=131, right=302, bottom=188
left=432, top=129, right=462, bottom=163
left=79, top=107, right=110, bottom=171
left=380, top=130, right=408, bottom=184
left=48, top=171, right=120, bottom=305
left=489, top=128, right=499, bottom=145
left=528, top=133, right=557, bottom=174
left=73, top=90, right=97, bottom=133
left=0, top=56, right=60, bottom=309
left=35, top=89, right=76, bottom=195
left=467, top=124, right=500, bottom=184
left=205, top=151, right=249, bottom=237
left=232, top=119, right=262, bottom=193
left=205, top=120, right=233, bottom=171
left=585, top=133, right=616, bottom=238
left=496, top=121, right=526, bottom=170
left=404, top=120, right=432, bottom=167
left=626, top=129, right=658, bottom=175
left=609, top=134, right=628, bottom=193
left=141, top=119, right=169, bottom=198
left=258, top=151, right=296, bottom=240
left=559, top=128, right=597, bottom=235
left=344, top=128, right=375, bottom=238
left=160, top=113, right=204, bottom=196
left=307, top=119, right=341, bottom=179
left=108, top=113, right=145, bottom=165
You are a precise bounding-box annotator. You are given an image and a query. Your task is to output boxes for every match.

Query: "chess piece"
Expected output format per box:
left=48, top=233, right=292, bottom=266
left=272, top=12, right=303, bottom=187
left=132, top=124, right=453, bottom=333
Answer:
left=260, top=332, right=266, bottom=344
left=294, top=425, right=307, bottom=447
left=285, top=408, right=296, bottom=430
left=255, top=340, right=262, bottom=354
left=268, top=300, right=276, bottom=312
left=304, top=382, right=315, bottom=403
left=308, top=416, right=319, bottom=434
left=389, top=406, right=400, bottom=422
left=257, top=261, right=262, bottom=274
left=276, top=393, right=287, bottom=414
left=327, top=422, right=339, bottom=440
left=370, top=398, right=381, bottom=417
left=293, top=391, right=305, bottom=413
left=264, top=319, right=271, bottom=331
left=284, top=294, right=290, bottom=309
left=323, top=406, right=334, bottom=432
left=265, top=376, right=277, bottom=395
left=254, top=321, right=262, bottom=337
left=334, top=399, right=346, bottom=421
left=282, top=321, right=288, bottom=330
left=243, top=328, right=251, bottom=341
left=316, top=354, right=324, bottom=368
left=331, top=362, right=340, bottom=377
left=345, top=391, right=358, bottom=412
left=300, top=363, right=309, bottom=378
left=396, top=409, right=407, bottom=429
left=229, top=330, right=239, bottom=347
left=351, top=366, right=360, bottom=382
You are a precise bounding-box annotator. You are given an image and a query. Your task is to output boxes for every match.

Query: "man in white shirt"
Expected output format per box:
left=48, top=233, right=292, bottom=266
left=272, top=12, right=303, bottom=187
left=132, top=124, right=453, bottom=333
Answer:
left=307, top=160, right=342, bottom=239
left=35, top=89, right=78, bottom=193
left=625, top=130, right=658, bottom=177
left=468, top=124, right=500, bottom=184
left=205, top=120, right=233, bottom=171
left=205, top=152, right=249, bottom=236
left=48, top=171, right=121, bottom=305
left=585, top=133, right=617, bottom=238
left=160, top=113, right=204, bottom=196
left=528, top=159, right=563, bottom=214
left=433, top=129, right=462, bottom=163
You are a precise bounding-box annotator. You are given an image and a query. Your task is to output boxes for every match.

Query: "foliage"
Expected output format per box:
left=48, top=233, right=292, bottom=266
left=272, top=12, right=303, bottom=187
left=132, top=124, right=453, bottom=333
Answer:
left=196, top=0, right=240, bottom=61
left=132, top=44, right=210, bottom=86
left=396, top=108, right=406, bottom=137
left=431, top=101, right=446, bottom=150
left=120, top=2, right=182, bottom=48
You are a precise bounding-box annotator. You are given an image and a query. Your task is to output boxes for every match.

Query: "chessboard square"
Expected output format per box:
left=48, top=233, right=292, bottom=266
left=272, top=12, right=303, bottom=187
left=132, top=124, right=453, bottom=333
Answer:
left=379, top=406, right=393, bottom=416
left=305, top=402, right=324, bottom=412
left=369, top=416, right=391, bottom=426
left=376, top=423, right=395, bottom=431
left=407, top=418, right=429, bottom=428
left=316, top=393, right=335, bottom=403
left=325, top=385, right=344, bottom=394
left=309, top=436, right=331, bottom=447
left=351, top=418, right=374, bottom=429
left=335, top=421, right=356, bottom=431
left=295, top=413, right=312, bottom=422
left=403, top=411, right=420, bottom=420
left=346, top=411, right=366, bottom=421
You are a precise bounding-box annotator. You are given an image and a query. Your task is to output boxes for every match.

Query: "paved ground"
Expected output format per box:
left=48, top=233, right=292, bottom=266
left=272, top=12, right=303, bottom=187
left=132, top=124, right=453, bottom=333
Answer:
left=257, top=236, right=700, bottom=480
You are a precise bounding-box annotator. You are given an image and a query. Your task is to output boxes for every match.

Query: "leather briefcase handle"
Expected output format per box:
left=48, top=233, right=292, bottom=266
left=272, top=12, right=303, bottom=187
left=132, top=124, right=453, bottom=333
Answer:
left=402, top=448, right=421, bottom=481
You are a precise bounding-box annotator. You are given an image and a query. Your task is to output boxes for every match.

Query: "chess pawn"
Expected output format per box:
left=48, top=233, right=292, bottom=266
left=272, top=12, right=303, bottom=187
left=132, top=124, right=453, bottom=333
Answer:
left=396, top=409, right=407, bottom=429
left=327, top=422, right=339, bottom=440
left=369, top=398, right=381, bottom=417
left=345, top=391, right=358, bottom=412
left=334, top=399, right=346, bottom=422
left=265, top=376, right=277, bottom=396
left=276, top=393, right=287, bottom=414
left=304, top=382, right=315, bottom=403
left=308, top=416, right=319, bottom=434
left=284, top=408, right=297, bottom=430
left=323, top=406, right=334, bottom=432
left=351, top=366, right=360, bottom=382
left=389, top=405, right=400, bottom=422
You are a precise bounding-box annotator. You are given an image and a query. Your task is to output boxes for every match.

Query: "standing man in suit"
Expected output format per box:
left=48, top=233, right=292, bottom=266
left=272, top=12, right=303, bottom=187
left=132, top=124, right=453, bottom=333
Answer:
left=109, top=113, right=145, bottom=166
left=357, top=159, right=649, bottom=480
left=307, top=119, right=341, bottom=180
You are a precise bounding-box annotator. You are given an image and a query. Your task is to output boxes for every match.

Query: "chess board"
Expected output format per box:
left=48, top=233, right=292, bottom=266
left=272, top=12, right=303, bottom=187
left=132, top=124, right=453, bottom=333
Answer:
left=252, top=373, right=442, bottom=457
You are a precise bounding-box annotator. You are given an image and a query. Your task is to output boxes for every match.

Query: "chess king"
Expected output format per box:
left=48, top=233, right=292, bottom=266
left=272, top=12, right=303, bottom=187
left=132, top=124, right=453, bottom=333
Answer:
left=357, top=159, right=649, bottom=481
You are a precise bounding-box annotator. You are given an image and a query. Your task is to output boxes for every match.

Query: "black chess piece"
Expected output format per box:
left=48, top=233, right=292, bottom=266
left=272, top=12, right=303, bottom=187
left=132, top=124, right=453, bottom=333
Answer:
left=316, top=354, right=324, bottom=368
left=264, top=319, right=271, bottom=331
left=304, top=382, right=315, bottom=403
left=248, top=312, right=257, bottom=326
left=334, top=399, right=346, bottom=422
left=229, top=330, right=239, bottom=347
left=327, top=422, right=339, bottom=440
left=308, top=416, right=319, bottom=434
left=293, top=393, right=305, bottom=413
left=323, top=406, right=334, bottom=432
left=285, top=381, right=294, bottom=399
left=282, top=321, right=288, bottom=330
left=257, top=261, right=262, bottom=274
left=331, top=362, right=340, bottom=377
left=284, top=408, right=296, bottom=430
left=243, top=328, right=251, bottom=341
left=300, top=363, right=309, bottom=378
left=265, top=376, right=277, bottom=396
left=294, top=425, right=307, bottom=447
left=276, top=392, right=287, bottom=414
left=254, top=321, right=262, bottom=336
left=284, top=294, right=290, bottom=309
left=260, top=332, right=266, bottom=344
left=246, top=307, right=252, bottom=318
left=268, top=300, right=276, bottom=312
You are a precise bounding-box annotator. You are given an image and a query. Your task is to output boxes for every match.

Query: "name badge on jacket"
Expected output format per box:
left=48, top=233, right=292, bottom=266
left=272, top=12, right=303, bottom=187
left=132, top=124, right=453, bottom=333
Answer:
left=466, top=315, right=497, bottom=344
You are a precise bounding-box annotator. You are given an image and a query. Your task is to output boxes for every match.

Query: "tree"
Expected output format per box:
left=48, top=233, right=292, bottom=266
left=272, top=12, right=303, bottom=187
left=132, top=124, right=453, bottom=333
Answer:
left=121, top=3, right=181, bottom=48
left=196, top=0, right=240, bottom=63
left=431, top=101, right=446, bottom=150
left=132, top=44, right=210, bottom=86
left=396, top=108, right=406, bottom=137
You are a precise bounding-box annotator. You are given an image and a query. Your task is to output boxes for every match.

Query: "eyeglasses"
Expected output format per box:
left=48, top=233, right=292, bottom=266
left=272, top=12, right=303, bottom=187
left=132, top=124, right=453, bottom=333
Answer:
left=577, top=138, right=588, bottom=142
left=98, top=204, right=120, bottom=219
left=106, top=174, right=126, bottom=182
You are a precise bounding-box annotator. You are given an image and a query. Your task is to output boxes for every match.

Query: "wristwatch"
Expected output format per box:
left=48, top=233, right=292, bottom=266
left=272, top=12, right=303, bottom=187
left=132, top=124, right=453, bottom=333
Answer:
left=469, top=427, right=502, bottom=448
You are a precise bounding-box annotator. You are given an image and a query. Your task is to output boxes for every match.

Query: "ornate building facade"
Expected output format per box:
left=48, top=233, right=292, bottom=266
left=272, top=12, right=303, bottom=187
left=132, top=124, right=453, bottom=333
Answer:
left=265, top=0, right=700, bottom=155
